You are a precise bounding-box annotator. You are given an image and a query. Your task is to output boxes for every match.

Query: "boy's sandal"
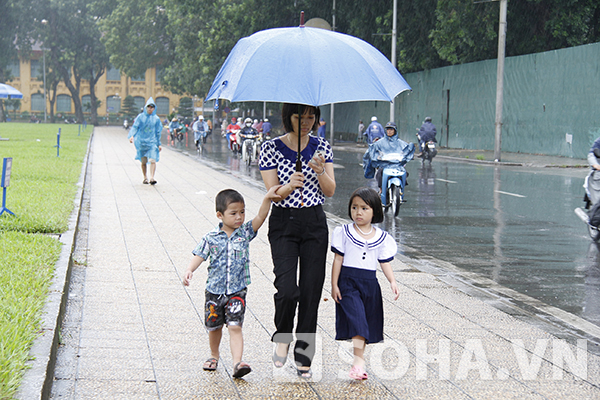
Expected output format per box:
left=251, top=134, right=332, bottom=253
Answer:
left=232, top=361, right=252, bottom=378
left=149, top=179, right=157, bottom=185
left=203, top=357, right=218, bottom=371
left=349, top=365, right=368, bottom=380
left=296, top=366, right=312, bottom=379
left=142, top=179, right=149, bottom=184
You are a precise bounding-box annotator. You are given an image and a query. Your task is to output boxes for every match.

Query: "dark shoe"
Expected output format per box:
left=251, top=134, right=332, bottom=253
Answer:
left=150, top=180, right=157, bottom=185
left=203, top=357, right=218, bottom=371
left=233, top=361, right=252, bottom=378
left=296, top=366, right=312, bottom=379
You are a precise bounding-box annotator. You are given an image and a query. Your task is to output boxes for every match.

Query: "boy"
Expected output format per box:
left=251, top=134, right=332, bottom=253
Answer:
left=183, top=187, right=280, bottom=378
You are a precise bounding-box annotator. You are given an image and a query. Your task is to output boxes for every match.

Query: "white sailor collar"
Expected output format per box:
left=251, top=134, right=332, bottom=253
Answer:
left=343, top=223, right=388, bottom=250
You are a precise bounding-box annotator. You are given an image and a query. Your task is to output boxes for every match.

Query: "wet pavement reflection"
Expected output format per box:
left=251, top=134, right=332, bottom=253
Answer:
left=163, top=131, right=600, bottom=327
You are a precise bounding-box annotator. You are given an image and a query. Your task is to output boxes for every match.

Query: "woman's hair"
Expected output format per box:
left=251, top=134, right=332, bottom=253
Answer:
left=216, top=189, right=245, bottom=213
left=281, top=103, right=321, bottom=133
left=348, top=187, right=384, bottom=224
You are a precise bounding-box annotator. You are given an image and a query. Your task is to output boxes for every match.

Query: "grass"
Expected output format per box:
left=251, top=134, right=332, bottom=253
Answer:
left=0, top=123, right=91, bottom=399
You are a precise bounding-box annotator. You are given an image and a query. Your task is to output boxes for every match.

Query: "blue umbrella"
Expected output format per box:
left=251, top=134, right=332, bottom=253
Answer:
left=0, top=83, right=23, bottom=99
left=206, top=26, right=410, bottom=106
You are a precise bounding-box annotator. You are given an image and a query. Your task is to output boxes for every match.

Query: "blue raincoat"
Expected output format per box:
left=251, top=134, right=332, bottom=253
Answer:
left=128, top=97, right=163, bottom=162
left=363, top=133, right=415, bottom=179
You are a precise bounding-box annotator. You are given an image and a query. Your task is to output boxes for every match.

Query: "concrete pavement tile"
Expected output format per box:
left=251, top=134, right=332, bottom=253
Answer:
left=72, top=379, right=159, bottom=399
left=78, top=337, right=148, bottom=351
left=77, top=358, right=155, bottom=381
left=153, top=369, right=240, bottom=399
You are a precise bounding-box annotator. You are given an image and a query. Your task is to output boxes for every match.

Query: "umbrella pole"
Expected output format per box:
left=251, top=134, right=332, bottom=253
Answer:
left=297, top=104, right=303, bottom=206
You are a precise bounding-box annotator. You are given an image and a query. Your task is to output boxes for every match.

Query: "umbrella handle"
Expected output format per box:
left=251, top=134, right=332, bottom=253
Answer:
left=297, top=104, right=303, bottom=205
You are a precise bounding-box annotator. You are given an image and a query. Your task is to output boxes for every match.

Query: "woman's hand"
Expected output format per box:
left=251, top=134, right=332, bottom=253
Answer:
left=289, top=171, right=305, bottom=189
left=308, top=153, right=325, bottom=175
left=331, top=285, right=342, bottom=303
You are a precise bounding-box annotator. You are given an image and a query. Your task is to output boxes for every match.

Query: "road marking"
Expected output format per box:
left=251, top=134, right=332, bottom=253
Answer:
left=495, top=190, right=526, bottom=198
left=436, top=178, right=457, bottom=183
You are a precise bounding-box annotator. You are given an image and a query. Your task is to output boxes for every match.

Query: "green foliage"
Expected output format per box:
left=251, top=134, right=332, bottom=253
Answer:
left=0, top=123, right=89, bottom=399
left=120, top=95, right=138, bottom=119
left=177, top=97, right=193, bottom=118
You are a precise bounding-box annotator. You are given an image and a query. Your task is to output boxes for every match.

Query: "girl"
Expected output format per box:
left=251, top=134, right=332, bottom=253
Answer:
left=331, top=187, right=400, bottom=380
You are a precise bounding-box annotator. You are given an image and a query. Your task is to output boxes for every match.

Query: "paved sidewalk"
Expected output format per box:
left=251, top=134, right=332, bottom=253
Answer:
left=35, top=128, right=600, bottom=398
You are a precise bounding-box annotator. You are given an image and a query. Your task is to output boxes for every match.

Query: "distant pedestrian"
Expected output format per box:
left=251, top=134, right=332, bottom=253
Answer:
left=183, top=187, right=281, bottom=378
left=364, top=116, right=384, bottom=144
left=331, top=187, right=399, bottom=380
left=317, top=118, right=326, bottom=139
left=128, top=97, right=163, bottom=185
left=357, top=120, right=365, bottom=143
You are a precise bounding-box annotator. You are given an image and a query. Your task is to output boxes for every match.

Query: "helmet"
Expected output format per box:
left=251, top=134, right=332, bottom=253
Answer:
left=264, top=118, right=269, bottom=122
left=385, top=121, right=397, bottom=132
left=424, top=116, right=432, bottom=122
left=244, top=117, right=253, bottom=126
left=253, top=119, right=258, bottom=124
left=172, top=117, right=177, bottom=122
left=232, top=117, right=237, bottom=123
left=199, top=115, right=204, bottom=120
left=371, top=116, right=377, bottom=122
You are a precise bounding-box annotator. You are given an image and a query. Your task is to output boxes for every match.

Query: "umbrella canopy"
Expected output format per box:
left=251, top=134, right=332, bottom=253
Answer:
left=206, top=26, right=411, bottom=106
left=0, top=83, right=23, bottom=99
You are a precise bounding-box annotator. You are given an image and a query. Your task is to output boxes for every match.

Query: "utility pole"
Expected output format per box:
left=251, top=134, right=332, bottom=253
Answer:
left=329, top=0, right=336, bottom=145
left=494, top=0, right=507, bottom=162
left=390, top=0, right=397, bottom=123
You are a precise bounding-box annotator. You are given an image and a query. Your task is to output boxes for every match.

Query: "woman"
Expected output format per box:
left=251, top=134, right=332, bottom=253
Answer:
left=259, top=103, right=336, bottom=378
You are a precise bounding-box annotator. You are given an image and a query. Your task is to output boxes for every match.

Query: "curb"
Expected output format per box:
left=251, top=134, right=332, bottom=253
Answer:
left=16, top=131, right=94, bottom=400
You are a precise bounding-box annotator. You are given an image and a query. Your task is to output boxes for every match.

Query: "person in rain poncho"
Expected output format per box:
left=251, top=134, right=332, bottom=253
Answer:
left=128, top=97, right=163, bottom=185
left=363, top=116, right=385, bottom=144
left=363, top=121, right=414, bottom=191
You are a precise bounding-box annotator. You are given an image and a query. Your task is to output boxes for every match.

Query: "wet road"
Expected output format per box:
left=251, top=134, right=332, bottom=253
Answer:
left=163, top=131, right=600, bottom=327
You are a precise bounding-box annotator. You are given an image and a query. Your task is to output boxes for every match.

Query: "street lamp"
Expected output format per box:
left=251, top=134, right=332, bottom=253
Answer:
left=41, top=19, right=48, bottom=123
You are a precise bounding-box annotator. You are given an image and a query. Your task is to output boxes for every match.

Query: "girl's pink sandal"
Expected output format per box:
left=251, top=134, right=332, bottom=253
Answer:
left=349, top=365, right=368, bottom=380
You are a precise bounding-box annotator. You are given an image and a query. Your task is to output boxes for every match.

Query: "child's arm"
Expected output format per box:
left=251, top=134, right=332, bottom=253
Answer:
left=251, top=185, right=282, bottom=233
left=183, top=255, right=205, bottom=286
left=331, top=253, right=344, bottom=303
left=380, top=262, right=399, bottom=300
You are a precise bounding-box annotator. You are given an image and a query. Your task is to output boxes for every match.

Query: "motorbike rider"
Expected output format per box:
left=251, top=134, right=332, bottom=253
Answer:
left=363, top=121, right=415, bottom=192
left=226, top=117, right=241, bottom=151
left=168, top=117, right=181, bottom=140
left=239, top=117, right=260, bottom=151
left=261, top=118, right=272, bottom=139
left=364, top=116, right=385, bottom=144
left=417, top=117, right=437, bottom=156
left=192, top=115, right=209, bottom=147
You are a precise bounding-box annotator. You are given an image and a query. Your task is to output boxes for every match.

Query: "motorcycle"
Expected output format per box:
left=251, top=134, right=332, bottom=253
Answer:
left=416, top=132, right=437, bottom=164
left=240, top=131, right=262, bottom=166
left=575, top=163, right=600, bottom=241
left=123, top=119, right=129, bottom=130
left=228, top=129, right=241, bottom=154
left=379, top=152, right=410, bottom=217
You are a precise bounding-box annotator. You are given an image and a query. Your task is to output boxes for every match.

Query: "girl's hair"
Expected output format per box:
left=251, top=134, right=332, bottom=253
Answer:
left=281, top=103, right=321, bottom=133
left=216, top=189, right=245, bottom=213
left=348, top=187, right=384, bottom=224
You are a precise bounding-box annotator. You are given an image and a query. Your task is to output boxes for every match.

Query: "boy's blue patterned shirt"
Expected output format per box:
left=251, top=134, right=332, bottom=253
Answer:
left=193, top=221, right=257, bottom=295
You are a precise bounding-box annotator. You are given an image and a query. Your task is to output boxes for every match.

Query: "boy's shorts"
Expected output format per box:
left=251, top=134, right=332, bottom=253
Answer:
left=204, top=288, right=247, bottom=331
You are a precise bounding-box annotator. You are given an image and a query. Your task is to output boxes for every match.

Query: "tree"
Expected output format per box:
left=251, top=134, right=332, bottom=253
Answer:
left=177, top=97, right=193, bottom=118
left=121, top=95, right=138, bottom=119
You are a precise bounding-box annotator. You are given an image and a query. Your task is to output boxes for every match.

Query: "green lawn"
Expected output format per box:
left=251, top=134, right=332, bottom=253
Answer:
left=0, top=123, right=91, bottom=399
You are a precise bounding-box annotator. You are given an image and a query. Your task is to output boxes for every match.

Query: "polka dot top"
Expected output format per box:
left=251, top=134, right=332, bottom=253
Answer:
left=259, top=135, right=333, bottom=208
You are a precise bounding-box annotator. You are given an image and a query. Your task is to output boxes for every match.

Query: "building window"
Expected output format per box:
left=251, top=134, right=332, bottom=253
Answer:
left=31, top=93, right=45, bottom=111
left=31, top=59, right=42, bottom=80
left=57, top=94, right=72, bottom=112
left=82, top=95, right=91, bottom=112
left=130, top=73, right=145, bottom=82
left=106, top=96, right=121, bottom=114
left=106, top=66, right=121, bottom=81
left=155, top=97, right=169, bottom=116
left=134, top=96, right=145, bottom=112
left=155, top=67, right=164, bottom=83
left=8, top=61, right=20, bottom=78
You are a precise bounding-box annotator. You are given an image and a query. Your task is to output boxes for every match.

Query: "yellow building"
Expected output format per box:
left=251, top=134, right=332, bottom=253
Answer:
left=6, top=48, right=195, bottom=121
